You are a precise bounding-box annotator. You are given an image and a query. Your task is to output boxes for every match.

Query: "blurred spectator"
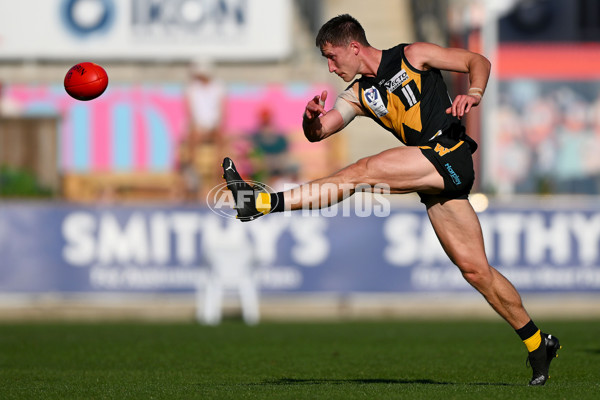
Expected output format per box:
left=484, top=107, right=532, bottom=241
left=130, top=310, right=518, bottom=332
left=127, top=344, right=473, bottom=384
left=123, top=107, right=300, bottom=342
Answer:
left=249, top=107, right=292, bottom=186
left=176, top=60, right=227, bottom=202
left=554, top=99, right=595, bottom=193
left=519, top=97, right=558, bottom=193
left=494, top=103, right=530, bottom=195
left=586, top=92, right=600, bottom=191
left=495, top=81, right=600, bottom=195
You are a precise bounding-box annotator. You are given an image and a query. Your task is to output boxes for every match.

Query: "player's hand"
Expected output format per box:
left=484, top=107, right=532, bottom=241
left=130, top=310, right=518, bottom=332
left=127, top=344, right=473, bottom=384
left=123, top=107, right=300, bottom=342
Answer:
left=445, top=94, right=481, bottom=119
left=304, top=90, right=328, bottom=121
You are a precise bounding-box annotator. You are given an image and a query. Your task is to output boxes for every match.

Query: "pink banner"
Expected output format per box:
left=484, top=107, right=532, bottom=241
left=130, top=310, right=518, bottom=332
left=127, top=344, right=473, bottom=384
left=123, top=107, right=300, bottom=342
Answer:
left=6, top=82, right=333, bottom=172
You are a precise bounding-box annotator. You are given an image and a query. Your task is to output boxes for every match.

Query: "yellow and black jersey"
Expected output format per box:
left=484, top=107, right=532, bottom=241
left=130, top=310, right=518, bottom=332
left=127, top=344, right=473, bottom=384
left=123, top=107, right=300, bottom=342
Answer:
left=354, top=43, right=467, bottom=148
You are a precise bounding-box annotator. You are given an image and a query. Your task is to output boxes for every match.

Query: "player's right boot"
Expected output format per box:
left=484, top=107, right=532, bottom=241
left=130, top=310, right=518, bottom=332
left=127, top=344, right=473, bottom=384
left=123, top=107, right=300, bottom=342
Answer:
left=222, top=157, right=264, bottom=222
left=527, top=332, right=561, bottom=386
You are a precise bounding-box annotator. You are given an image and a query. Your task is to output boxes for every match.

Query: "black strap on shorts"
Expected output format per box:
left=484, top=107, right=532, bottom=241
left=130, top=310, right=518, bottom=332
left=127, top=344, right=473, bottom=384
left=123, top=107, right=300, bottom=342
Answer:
left=444, top=123, right=478, bottom=154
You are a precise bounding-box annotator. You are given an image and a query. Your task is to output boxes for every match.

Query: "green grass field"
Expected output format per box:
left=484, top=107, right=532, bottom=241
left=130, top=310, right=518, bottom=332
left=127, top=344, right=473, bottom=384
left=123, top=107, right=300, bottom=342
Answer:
left=0, top=319, right=598, bottom=399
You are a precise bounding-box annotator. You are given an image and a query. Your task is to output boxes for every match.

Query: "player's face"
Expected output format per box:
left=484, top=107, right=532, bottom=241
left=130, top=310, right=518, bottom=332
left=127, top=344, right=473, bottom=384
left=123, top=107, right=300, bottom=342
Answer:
left=321, top=42, right=358, bottom=82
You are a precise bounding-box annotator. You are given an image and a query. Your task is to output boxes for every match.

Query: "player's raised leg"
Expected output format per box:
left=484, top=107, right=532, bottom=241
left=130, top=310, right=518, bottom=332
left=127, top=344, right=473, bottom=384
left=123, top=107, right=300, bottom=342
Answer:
left=284, top=146, right=444, bottom=210
left=222, top=147, right=444, bottom=220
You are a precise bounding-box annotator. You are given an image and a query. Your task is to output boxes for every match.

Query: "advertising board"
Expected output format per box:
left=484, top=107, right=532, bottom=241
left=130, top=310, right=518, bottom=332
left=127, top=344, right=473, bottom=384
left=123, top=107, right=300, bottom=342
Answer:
left=0, top=0, right=291, bottom=60
left=1, top=203, right=600, bottom=294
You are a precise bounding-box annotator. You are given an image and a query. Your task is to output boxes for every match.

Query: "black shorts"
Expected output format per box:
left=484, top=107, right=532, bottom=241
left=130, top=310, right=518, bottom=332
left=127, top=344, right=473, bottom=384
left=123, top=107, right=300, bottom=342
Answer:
left=418, top=132, right=476, bottom=204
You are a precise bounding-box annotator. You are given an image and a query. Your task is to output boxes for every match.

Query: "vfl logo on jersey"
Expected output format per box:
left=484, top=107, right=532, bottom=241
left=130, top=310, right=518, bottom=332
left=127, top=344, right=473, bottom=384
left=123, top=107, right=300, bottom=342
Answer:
left=364, top=87, right=389, bottom=117
left=399, top=80, right=421, bottom=111
left=384, top=69, right=409, bottom=93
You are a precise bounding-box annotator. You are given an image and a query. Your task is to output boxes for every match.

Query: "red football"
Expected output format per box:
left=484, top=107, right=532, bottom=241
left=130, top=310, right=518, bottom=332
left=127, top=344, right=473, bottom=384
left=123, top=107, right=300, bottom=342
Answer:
left=64, top=62, right=108, bottom=101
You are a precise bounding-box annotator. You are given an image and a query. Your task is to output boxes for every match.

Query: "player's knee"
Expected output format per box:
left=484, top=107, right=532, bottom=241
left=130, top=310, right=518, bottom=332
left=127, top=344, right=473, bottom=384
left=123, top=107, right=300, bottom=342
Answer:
left=457, top=260, right=493, bottom=288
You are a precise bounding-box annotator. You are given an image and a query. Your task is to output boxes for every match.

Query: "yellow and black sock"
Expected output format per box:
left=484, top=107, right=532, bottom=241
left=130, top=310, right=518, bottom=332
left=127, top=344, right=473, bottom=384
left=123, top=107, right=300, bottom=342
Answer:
left=255, top=192, right=271, bottom=215
left=255, top=192, right=285, bottom=215
left=516, top=320, right=542, bottom=352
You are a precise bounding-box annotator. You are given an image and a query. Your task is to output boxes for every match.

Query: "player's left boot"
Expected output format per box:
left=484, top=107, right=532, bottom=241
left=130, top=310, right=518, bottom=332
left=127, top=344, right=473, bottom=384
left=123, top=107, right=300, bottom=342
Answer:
left=527, top=332, right=561, bottom=386
left=222, top=157, right=264, bottom=222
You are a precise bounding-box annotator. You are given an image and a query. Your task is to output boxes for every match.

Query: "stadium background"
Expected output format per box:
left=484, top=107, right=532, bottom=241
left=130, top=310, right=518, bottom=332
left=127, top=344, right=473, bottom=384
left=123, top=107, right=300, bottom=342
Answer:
left=1, top=0, right=600, bottom=322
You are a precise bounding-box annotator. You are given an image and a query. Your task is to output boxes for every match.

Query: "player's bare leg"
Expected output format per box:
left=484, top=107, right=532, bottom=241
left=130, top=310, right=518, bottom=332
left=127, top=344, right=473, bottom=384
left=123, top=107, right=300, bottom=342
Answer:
left=424, top=197, right=561, bottom=386
left=424, top=197, right=531, bottom=328
left=222, top=148, right=442, bottom=220
left=284, top=146, right=444, bottom=210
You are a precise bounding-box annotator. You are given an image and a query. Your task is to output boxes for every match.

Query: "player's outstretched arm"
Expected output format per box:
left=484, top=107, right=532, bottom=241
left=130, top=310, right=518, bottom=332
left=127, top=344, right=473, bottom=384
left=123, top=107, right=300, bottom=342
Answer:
left=405, top=42, right=491, bottom=119
left=302, top=90, right=347, bottom=142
